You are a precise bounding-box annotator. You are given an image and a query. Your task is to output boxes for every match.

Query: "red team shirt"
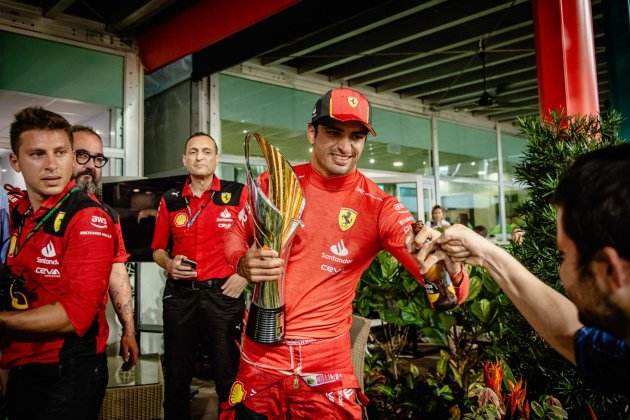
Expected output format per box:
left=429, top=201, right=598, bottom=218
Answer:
left=152, top=176, right=248, bottom=280
left=226, top=163, right=469, bottom=339
left=2, top=181, right=117, bottom=368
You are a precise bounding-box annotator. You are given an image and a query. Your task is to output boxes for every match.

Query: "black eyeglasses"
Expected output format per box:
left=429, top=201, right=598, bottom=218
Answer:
left=75, top=150, right=109, bottom=168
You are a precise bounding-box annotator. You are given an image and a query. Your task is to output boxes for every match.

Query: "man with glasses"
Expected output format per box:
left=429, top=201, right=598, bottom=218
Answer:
left=71, top=125, right=139, bottom=370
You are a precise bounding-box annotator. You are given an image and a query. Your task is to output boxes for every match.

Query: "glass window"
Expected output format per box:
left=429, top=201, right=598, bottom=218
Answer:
left=437, top=120, right=498, bottom=180
left=220, top=74, right=317, bottom=162
left=219, top=75, right=432, bottom=175
left=361, top=109, right=431, bottom=175
left=439, top=179, right=499, bottom=234
left=502, top=133, right=527, bottom=183
left=144, top=80, right=192, bottom=176
left=103, top=158, right=124, bottom=177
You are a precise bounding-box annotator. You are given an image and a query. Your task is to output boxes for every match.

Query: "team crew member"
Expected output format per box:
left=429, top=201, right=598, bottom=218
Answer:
left=152, top=133, right=248, bottom=419
left=2, top=107, right=116, bottom=418
left=223, top=88, right=469, bottom=419
left=71, top=125, right=139, bottom=369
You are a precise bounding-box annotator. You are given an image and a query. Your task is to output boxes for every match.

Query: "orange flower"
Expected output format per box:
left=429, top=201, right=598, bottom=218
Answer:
left=507, top=379, right=529, bottom=419
left=483, top=360, right=504, bottom=398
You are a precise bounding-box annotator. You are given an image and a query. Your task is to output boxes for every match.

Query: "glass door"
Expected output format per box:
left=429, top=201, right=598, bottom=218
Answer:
left=371, top=174, right=434, bottom=222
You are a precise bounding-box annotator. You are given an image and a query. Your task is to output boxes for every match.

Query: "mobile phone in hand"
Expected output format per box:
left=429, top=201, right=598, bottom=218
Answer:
left=180, top=257, right=197, bottom=270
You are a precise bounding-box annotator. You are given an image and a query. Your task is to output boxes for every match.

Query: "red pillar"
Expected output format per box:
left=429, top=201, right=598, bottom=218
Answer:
left=532, top=0, right=599, bottom=119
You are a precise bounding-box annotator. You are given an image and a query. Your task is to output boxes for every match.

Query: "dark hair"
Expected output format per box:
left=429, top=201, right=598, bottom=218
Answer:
left=432, top=205, right=443, bottom=212
left=553, top=143, right=630, bottom=267
left=70, top=125, right=102, bottom=143
left=184, top=132, right=218, bottom=154
left=10, top=107, right=71, bottom=153
left=473, top=225, right=488, bottom=237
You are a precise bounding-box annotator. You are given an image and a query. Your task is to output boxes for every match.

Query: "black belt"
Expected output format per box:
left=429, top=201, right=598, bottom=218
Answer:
left=168, top=277, right=228, bottom=289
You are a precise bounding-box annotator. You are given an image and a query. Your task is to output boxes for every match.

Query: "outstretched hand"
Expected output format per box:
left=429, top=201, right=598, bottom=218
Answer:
left=406, top=221, right=462, bottom=276
left=436, top=224, right=494, bottom=267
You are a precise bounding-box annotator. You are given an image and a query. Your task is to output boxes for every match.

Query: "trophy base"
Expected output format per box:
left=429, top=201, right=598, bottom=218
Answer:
left=246, top=303, right=285, bottom=344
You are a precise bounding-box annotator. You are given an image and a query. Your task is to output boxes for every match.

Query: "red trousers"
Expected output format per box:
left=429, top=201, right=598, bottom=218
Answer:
left=220, top=333, right=362, bottom=419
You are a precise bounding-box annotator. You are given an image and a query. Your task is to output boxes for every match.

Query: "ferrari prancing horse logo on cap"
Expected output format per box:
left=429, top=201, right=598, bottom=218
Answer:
left=221, top=192, right=232, bottom=204
left=339, top=208, right=358, bottom=231
left=347, top=96, right=359, bottom=108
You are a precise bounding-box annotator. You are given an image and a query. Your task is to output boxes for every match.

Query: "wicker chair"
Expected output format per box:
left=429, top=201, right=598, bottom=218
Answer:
left=350, top=315, right=371, bottom=391
left=99, top=356, right=164, bottom=420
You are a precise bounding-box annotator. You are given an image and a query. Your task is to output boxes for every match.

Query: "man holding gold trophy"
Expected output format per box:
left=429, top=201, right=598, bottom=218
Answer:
left=223, top=88, right=470, bottom=418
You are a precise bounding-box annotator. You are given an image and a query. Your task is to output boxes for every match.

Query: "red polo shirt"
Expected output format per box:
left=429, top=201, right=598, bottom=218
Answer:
left=2, top=181, right=116, bottom=368
left=152, top=176, right=247, bottom=281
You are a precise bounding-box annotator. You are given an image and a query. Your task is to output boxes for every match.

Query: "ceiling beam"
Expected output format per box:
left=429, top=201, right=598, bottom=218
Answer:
left=376, top=49, right=534, bottom=93
left=422, top=71, right=538, bottom=106
left=259, top=0, right=447, bottom=66
left=349, top=29, right=533, bottom=88
left=332, top=6, right=533, bottom=82
left=110, top=0, right=178, bottom=32
left=401, top=58, right=537, bottom=98
left=293, top=0, right=529, bottom=74
left=43, top=0, right=77, bottom=18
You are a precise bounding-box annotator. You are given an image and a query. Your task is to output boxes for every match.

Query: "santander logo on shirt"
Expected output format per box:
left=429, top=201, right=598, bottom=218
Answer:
left=36, top=241, right=61, bottom=276
left=329, top=240, right=349, bottom=257
left=320, top=239, right=352, bottom=273
left=41, top=241, right=56, bottom=258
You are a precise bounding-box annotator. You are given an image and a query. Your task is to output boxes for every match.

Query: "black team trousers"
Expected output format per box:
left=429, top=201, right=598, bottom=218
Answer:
left=7, top=353, right=107, bottom=420
left=162, top=278, right=245, bottom=420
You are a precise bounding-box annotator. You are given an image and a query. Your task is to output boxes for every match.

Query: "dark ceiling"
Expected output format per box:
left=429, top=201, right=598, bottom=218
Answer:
left=12, top=0, right=609, bottom=124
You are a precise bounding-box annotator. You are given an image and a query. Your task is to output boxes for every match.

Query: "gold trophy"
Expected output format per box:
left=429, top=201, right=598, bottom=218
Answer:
left=244, top=133, right=305, bottom=344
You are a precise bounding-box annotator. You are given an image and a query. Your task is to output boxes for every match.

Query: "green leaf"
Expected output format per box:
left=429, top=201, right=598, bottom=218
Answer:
left=471, top=299, right=492, bottom=323
left=549, top=406, right=568, bottom=418
left=409, top=363, right=420, bottom=378
left=436, top=351, right=449, bottom=377
left=530, top=400, right=544, bottom=417
left=436, top=384, right=454, bottom=401
left=466, top=275, right=483, bottom=301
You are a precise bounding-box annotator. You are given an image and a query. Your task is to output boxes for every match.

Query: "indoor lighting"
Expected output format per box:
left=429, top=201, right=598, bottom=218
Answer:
left=393, top=161, right=403, bottom=167
left=471, top=161, right=476, bottom=166
left=242, top=130, right=247, bottom=134
left=369, top=158, right=375, bottom=164
left=309, top=147, right=313, bottom=153
left=132, top=188, right=140, bottom=193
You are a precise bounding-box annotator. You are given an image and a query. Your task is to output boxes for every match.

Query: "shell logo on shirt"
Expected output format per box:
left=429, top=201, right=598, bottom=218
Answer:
left=174, top=212, right=188, bottom=227
left=221, top=192, right=232, bottom=204
left=338, top=208, right=358, bottom=231
left=228, top=381, right=246, bottom=406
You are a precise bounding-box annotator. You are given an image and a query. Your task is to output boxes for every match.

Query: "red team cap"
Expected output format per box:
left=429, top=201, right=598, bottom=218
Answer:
left=311, top=88, right=376, bottom=136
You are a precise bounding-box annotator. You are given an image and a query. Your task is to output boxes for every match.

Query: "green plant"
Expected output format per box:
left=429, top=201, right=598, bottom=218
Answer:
left=503, top=111, right=630, bottom=417
left=354, top=254, right=515, bottom=417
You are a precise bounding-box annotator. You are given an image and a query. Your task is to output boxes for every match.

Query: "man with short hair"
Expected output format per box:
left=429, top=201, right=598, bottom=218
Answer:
left=152, top=133, right=248, bottom=419
left=415, top=143, right=630, bottom=395
left=3, top=107, right=116, bottom=418
left=71, top=125, right=139, bottom=369
left=223, top=88, right=469, bottom=418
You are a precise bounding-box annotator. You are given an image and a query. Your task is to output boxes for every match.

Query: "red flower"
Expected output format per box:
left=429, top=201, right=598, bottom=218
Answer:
left=507, top=379, right=529, bottom=419
left=483, top=360, right=504, bottom=398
